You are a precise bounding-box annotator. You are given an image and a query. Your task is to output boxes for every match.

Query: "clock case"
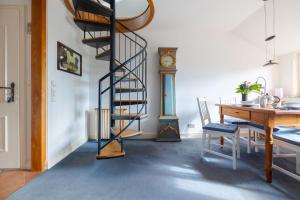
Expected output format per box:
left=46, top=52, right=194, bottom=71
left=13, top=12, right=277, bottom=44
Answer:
left=157, top=47, right=181, bottom=142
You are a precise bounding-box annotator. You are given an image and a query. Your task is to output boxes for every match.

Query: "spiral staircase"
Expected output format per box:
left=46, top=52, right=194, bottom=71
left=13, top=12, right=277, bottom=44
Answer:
left=66, top=0, right=154, bottom=158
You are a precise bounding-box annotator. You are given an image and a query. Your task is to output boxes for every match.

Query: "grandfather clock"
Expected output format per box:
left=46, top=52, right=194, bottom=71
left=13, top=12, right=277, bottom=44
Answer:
left=156, top=47, right=181, bottom=142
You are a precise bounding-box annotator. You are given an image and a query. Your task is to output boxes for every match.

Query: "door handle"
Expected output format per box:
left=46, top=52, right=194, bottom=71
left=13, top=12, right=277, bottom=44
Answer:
left=0, top=82, right=15, bottom=103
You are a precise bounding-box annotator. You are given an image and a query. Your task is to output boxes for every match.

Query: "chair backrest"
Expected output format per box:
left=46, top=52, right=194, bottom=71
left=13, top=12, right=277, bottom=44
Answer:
left=197, top=98, right=211, bottom=126
left=219, top=97, right=237, bottom=105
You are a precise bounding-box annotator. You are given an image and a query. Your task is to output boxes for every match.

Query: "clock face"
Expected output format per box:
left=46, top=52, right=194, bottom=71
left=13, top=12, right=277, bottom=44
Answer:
left=161, top=55, right=175, bottom=68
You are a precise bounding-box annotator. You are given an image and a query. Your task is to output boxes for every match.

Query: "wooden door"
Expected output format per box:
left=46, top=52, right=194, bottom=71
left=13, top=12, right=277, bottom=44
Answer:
left=0, top=6, right=24, bottom=168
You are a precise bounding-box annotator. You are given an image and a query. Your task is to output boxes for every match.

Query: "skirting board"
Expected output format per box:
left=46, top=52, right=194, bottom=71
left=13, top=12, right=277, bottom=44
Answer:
left=47, top=136, right=88, bottom=169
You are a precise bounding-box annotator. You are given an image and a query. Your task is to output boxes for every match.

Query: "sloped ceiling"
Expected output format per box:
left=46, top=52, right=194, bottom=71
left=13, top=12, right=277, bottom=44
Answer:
left=106, top=0, right=262, bottom=30
left=233, top=0, right=300, bottom=56
left=146, top=0, right=262, bottom=32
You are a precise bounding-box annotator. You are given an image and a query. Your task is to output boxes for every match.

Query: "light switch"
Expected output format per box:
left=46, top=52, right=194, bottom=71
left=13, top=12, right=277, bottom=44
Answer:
left=50, top=80, right=57, bottom=102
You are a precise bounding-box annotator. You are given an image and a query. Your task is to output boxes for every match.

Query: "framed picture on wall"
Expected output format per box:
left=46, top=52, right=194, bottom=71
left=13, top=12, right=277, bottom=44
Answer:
left=57, top=42, right=82, bottom=76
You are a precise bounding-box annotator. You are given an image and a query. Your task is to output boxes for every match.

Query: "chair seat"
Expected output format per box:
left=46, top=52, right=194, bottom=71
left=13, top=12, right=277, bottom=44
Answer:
left=274, top=127, right=300, bottom=147
left=224, top=117, right=249, bottom=125
left=203, top=123, right=238, bottom=133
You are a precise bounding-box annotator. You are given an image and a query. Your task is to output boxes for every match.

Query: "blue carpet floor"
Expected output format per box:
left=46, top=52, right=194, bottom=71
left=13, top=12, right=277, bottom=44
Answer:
left=8, top=139, right=300, bottom=200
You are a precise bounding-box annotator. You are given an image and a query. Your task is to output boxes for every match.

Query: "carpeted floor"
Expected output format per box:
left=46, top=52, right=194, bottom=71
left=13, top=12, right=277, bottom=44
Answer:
left=8, top=139, right=300, bottom=200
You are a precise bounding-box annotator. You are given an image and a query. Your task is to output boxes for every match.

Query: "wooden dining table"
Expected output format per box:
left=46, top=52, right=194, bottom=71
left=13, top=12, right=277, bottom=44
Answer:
left=217, top=104, right=300, bottom=183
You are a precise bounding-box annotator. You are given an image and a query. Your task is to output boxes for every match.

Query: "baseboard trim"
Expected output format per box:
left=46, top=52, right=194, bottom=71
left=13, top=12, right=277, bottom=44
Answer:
left=47, top=136, right=88, bottom=169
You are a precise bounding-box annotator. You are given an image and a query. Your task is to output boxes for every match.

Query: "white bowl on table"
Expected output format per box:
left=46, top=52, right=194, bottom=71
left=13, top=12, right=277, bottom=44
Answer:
left=240, top=100, right=258, bottom=107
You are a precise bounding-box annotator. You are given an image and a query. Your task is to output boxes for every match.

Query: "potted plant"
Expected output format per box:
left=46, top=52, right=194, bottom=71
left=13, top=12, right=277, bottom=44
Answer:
left=236, top=81, right=262, bottom=101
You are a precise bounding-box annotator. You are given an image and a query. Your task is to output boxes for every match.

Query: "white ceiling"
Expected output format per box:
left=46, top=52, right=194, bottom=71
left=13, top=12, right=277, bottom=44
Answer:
left=136, top=0, right=263, bottom=33
left=233, top=0, right=300, bottom=56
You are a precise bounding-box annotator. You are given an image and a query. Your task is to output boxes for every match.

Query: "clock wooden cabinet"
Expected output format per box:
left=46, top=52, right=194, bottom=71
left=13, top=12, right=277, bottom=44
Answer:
left=156, top=47, right=181, bottom=142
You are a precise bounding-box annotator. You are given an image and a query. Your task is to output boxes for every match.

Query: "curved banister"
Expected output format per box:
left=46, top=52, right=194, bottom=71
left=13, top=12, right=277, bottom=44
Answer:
left=100, top=22, right=147, bottom=83
left=100, top=57, right=147, bottom=95
left=64, top=0, right=154, bottom=32
left=116, top=0, right=154, bottom=31
left=97, top=19, right=148, bottom=153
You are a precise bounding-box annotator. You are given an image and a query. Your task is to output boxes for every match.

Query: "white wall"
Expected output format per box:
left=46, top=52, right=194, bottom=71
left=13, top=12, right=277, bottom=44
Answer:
left=47, top=0, right=96, bottom=168
left=276, top=52, right=300, bottom=97
left=89, top=59, right=109, bottom=110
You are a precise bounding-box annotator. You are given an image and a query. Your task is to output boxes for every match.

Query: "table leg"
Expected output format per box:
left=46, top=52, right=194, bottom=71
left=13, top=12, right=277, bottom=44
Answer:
left=265, top=126, right=274, bottom=183
left=220, top=114, right=224, bottom=146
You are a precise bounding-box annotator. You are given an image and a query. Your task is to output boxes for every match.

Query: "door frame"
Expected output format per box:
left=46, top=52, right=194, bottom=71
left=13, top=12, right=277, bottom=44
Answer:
left=31, top=0, right=46, bottom=171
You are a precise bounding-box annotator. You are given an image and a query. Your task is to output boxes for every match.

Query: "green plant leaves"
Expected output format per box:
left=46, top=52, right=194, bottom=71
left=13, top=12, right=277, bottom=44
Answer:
left=236, top=81, right=262, bottom=95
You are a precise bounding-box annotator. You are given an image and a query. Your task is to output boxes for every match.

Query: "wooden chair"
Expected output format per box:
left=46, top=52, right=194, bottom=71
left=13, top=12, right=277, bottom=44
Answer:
left=273, top=127, right=300, bottom=181
left=219, top=97, right=252, bottom=154
left=219, top=97, right=268, bottom=153
left=197, top=98, right=240, bottom=170
left=248, top=123, right=266, bottom=152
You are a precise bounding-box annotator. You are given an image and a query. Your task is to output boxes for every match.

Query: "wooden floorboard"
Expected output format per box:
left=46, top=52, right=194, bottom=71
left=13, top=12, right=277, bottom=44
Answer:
left=0, top=170, right=40, bottom=200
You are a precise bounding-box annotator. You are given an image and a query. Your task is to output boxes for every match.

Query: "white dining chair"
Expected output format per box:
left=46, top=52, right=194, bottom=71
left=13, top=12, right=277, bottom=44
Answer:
left=197, top=98, right=240, bottom=170
left=273, top=127, right=300, bottom=181
left=219, top=97, right=252, bottom=154
left=219, top=97, right=268, bottom=153
left=247, top=123, right=266, bottom=152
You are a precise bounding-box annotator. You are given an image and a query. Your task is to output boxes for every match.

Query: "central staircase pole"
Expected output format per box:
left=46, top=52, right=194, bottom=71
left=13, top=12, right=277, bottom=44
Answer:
left=110, top=0, right=116, bottom=137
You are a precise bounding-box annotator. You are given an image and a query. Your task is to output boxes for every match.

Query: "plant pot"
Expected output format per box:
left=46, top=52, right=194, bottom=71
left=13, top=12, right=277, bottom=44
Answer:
left=242, top=94, right=248, bottom=101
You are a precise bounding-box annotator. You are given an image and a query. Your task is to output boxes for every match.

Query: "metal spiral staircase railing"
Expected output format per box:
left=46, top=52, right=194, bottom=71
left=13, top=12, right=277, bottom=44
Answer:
left=71, top=0, right=148, bottom=158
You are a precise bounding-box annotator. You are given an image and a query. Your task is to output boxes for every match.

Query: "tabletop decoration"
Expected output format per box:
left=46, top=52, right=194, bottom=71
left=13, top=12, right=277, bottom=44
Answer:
left=236, top=81, right=262, bottom=101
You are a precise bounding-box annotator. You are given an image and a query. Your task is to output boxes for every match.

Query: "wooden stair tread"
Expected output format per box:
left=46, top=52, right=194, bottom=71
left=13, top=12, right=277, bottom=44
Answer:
left=112, top=113, right=148, bottom=120
left=112, top=127, right=142, bottom=138
left=74, top=18, right=110, bottom=32
left=82, top=36, right=111, bottom=48
left=96, top=49, right=111, bottom=61
left=115, top=87, right=144, bottom=93
left=114, top=100, right=147, bottom=106
left=73, top=0, right=113, bottom=17
left=114, top=69, right=126, bottom=73
left=114, top=74, right=137, bottom=81
left=96, top=140, right=125, bottom=159
left=113, top=62, right=126, bottom=72
left=114, top=100, right=146, bottom=102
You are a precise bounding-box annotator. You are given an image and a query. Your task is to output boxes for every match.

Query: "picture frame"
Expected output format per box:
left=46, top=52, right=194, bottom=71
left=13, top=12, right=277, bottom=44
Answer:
left=57, top=42, right=82, bottom=76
